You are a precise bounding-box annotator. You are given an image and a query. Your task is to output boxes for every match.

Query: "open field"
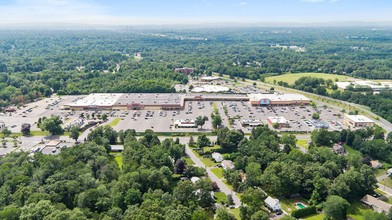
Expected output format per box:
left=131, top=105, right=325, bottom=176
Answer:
left=211, top=168, right=224, bottom=179
left=265, top=73, right=356, bottom=85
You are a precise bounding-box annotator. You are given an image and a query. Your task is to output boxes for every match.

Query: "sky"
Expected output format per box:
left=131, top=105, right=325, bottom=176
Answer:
left=0, top=0, right=392, bottom=26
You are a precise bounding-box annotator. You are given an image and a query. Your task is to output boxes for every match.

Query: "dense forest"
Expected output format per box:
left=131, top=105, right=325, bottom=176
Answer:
left=1, top=125, right=388, bottom=219
left=2, top=27, right=392, bottom=108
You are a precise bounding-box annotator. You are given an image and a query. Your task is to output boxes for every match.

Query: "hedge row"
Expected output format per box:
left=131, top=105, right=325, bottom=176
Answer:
left=291, top=206, right=317, bottom=218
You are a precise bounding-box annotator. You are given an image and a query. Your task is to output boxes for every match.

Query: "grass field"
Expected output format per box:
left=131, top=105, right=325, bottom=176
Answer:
left=211, top=168, right=224, bottom=179
left=280, top=198, right=308, bottom=214
left=296, top=139, right=309, bottom=150
left=183, top=157, right=194, bottom=166
left=191, top=149, right=217, bottom=167
left=231, top=208, right=240, bottom=220
left=30, top=130, right=50, bottom=136
left=265, top=73, right=355, bottom=85
left=108, top=118, right=121, bottom=127
left=304, top=213, right=324, bottom=220
left=347, top=202, right=372, bottom=220
left=214, top=192, right=227, bottom=204
left=111, top=153, right=123, bottom=170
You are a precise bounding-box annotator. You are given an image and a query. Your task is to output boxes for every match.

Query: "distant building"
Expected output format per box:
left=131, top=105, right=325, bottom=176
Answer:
left=191, top=85, right=230, bottom=93
left=175, top=67, right=194, bottom=74
left=200, top=76, right=220, bottom=82
left=310, top=119, right=329, bottom=129
left=361, top=195, right=392, bottom=213
left=241, top=118, right=263, bottom=127
left=190, top=177, right=201, bottom=184
left=371, top=160, right=383, bottom=169
left=222, top=160, right=235, bottom=170
left=212, top=152, right=223, bottom=162
left=110, top=145, right=124, bottom=152
left=335, top=81, right=392, bottom=92
left=267, top=116, right=289, bottom=128
left=265, top=196, right=282, bottom=212
left=174, top=119, right=197, bottom=128
left=344, top=114, right=374, bottom=128
left=332, top=144, right=345, bottom=155
left=248, top=93, right=310, bottom=106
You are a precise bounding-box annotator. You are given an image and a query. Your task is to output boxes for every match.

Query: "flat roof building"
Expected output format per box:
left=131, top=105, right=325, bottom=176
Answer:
left=191, top=85, right=230, bottom=93
left=344, top=114, right=374, bottom=128
left=174, top=119, right=197, bottom=128
left=248, top=93, right=310, bottom=106
left=241, top=118, right=263, bottom=127
left=200, top=76, right=220, bottom=82
left=267, top=116, right=289, bottom=128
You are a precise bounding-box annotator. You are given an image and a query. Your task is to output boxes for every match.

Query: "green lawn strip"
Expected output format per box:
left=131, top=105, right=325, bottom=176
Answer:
left=108, top=118, right=121, bottom=127
left=211, top=168, right=224, bottom=179
left=110, top=153, right=123, bottom=170
left=380, top=178, right=392, bottom=189
left=183, top=157, right=194, bottom=166
left=296, top=139, right=309, bottom=150
left=303, top=213, right=325, bottom=220
left=230, top=208, right=241, bottom=220
left=191, top=149, right=217, bottom=167
left=265, top=73, right=355, bottom=85
left=214, top=191, right=227, bottom=205
left=204, top=145, right=221, bottom=153
left=29, top=130, right=49, bottom=136
left=347, top=202, right=372, bottom=220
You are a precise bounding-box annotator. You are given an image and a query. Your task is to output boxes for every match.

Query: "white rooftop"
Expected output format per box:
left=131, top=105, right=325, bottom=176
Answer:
left=71, top=93, right=123, bottom=107
left=191, top=85, right=230, bottom=93
left=268, top=116, right=288, bottom=124
left=336, top=81, right=392, bottom=90
left=248, top=93, right=310, bottom=102
left=345, top=114, right=374, bottom=123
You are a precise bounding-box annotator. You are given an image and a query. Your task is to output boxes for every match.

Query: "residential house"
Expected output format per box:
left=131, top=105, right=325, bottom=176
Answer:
left=212, top=152, right=223, bottom=163
left=361, top=195, right=392, bottom=213
left=265, top=196, right=282, bottom=212
left=222, top=160, right=235, bottom=170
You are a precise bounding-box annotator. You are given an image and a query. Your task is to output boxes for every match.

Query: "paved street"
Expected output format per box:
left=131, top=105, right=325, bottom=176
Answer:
left=185, top=145, right=241, bottom=207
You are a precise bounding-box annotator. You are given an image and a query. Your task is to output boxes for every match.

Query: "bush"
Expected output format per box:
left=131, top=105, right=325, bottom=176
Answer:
left=291, top=206, right=317, bottom=219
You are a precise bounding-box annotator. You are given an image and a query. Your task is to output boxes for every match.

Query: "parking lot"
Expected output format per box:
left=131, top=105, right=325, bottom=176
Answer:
left=224, top=101, right=347, bottom=132
left=113, top=101, right=228, bottom=132
left=0, top=95, right=84, bottom=133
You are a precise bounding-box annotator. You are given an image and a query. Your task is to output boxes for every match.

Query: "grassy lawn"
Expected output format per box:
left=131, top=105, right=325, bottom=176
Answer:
left=214, top=192, right=227, bottom=204
left=280, top=198, right=308, bottom=214
left=304, top=213, right=325, bottom=220
left=192, top=149, right=217, bottom=167
left=230, top=208, right=241, bottom=220
left=374, top=189, right=392, bottom=204
left=204, top=145, right=221, bottom=153
left=380, top=178, right=392, bottom=189
left=265, top=73, right=355, bottom=85
left=108, top=118, right=121, bottom=127
left=344, top=145, right=359, bottom=155
left=183, top=157, right=194, bottom=166
left=347, top=202, right=372, bottom=220
left=29, top=130, right=49, bottom=136
left=211, top=168, right=224, bottom=179
left=111, top=153, right=123, bottom=170
left=296, top=139, right=309, bottom=150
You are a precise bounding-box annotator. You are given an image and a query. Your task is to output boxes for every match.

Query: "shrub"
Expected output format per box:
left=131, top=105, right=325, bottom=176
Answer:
left=291, top=206, right=317, bottom=218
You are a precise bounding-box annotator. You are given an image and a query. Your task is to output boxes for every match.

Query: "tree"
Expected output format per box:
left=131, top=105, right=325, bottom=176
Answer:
left=175, top=159, right=186, bottom=174
left=39, top=116, right=63, bottom=135
left=324, top=195, right=350, bottom=220
left=197, top=134, right=211, bottom=152
left=212, top=114, right=222, bottom=129
left=227, top=194, right=234, bottom=206
left=195, top=116, right=208, bottom=129
left=312, top=112, right=320, bottom=120
left=189, top=136, right=195, bottom=147
left=21, top=123, right=31, bottom=135
left=101, top=113, right=108, bottom=121
left=69, top=126, right=80, bottom=142
left=251, top=211, right=269, bottom=220
left=2, top=128, right=11, bottom=137
left=216, top=208, right=236, bottom=220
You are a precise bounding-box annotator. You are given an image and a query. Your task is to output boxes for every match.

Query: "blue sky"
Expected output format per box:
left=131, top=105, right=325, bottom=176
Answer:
left=0, top=0, right=391, bottom=25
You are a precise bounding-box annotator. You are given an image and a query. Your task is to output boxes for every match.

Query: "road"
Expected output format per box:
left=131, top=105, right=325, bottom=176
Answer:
left=185, top=145, right=241, bottom=207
